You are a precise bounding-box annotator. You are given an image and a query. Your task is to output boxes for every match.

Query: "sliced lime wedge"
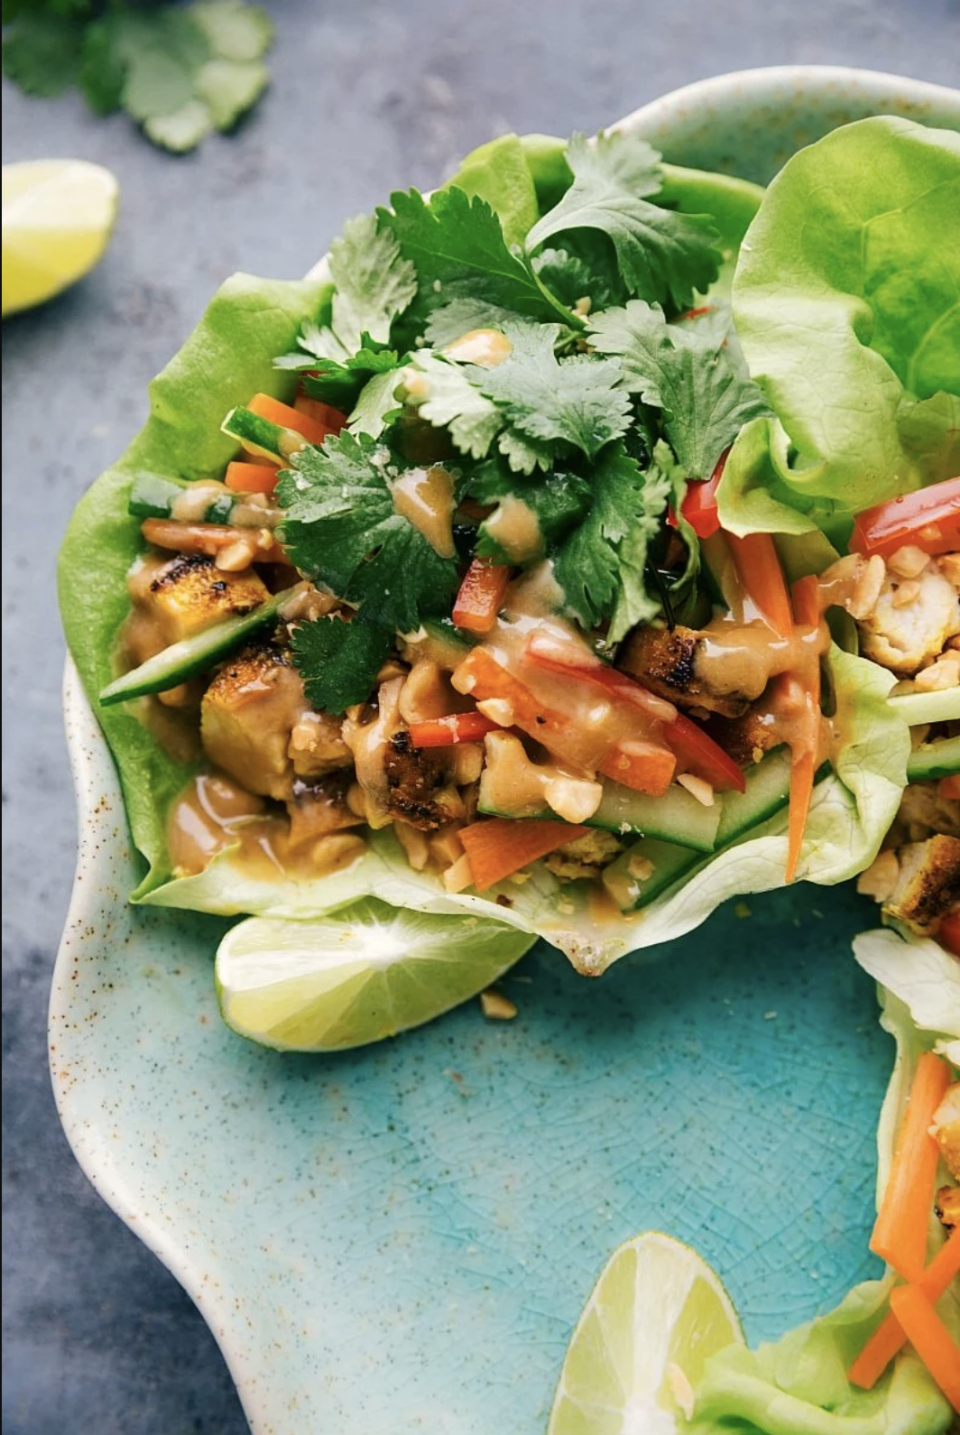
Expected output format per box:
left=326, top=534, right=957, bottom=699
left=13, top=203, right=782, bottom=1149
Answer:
left=2, top=159, right=119, bottom=317
left=215, top=898, right=535, bottom=1052
left=549, top=1231, right=744, bottom=1435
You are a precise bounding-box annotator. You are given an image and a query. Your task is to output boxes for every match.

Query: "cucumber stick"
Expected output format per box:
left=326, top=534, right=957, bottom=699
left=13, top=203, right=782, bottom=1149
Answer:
left=478, top=778, right=721, bottom=852
left=129, top=472, right=237, bottom=525
left=99, top=587, right=297, bottom=706
left=222, top=406, right=308, bottom=463
left=602, top=748, right=807, bottom=911
left=907, top=736, right=960, bottom=782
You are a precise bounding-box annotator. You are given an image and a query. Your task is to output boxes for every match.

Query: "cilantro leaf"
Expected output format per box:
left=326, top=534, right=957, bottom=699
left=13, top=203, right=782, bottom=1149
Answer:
left=283, top=346, right=399, bottom=411
left=402, top=351, right=502, bottom=459
left=476, top=321, right=631, bottom=461
left=276, top=432, right=459, bottom=633
left=290, top=615, right=392, bottom=714
left=468, top=460, right=592, bottom=563
left=327, top=213, right=418, bottom=352
left=589, top=299, right=770, bottom=478
left=607, top=448, right=677, bottom=643
left=7, top=0, right=273, bottom=152
left=380, top=186, right=577, bottom=330
left=347, top=366, right=404, bottom=439
left=526, top=132, right=722, bottom=312
left=2, top=11, right=83, bottom=96
left=551, top=441, right=669, bottom=630
left=424, top=297, right=534, bottom=349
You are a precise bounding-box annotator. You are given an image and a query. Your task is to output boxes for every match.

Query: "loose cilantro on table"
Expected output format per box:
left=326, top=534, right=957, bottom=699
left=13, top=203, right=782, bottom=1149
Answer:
left=2, top=0, right=272, bottom=152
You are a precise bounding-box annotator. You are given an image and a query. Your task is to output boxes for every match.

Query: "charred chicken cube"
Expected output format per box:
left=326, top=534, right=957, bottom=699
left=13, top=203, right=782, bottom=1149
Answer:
left=128, top=553, right=268, bottom=648
left=201, top=643, right=306, bottom=801
left=883, top=834, right=960, bottom=932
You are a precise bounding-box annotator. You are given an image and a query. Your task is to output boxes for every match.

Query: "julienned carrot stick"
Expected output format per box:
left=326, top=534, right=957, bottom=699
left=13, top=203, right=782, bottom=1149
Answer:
left=783, top=574, right=823, bottom=884
left=849, top=1230, right=960, bottom=1389
left=225, top=461, right=280, bottom=495
left=597, top=742, right=676, bottom=798
left=870, top=1052, right=952, bottom=1281
left=726, top=531, right=794, bottom=638
left=452, top=559, right=511, bottom=634
left=785, top=750, right=816, bottom=885
left=888, top=1284, right=960, bottom=1412
left=458, top=819, right=589, bottom=892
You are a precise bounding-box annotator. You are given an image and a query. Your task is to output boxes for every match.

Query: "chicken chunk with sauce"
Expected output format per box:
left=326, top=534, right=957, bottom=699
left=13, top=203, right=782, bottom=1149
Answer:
left=857, top=556, right=960, bottom=676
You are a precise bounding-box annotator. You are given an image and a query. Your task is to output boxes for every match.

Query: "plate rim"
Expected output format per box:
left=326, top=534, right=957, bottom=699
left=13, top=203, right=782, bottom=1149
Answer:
left=50, top=64, right=959, bottom=1434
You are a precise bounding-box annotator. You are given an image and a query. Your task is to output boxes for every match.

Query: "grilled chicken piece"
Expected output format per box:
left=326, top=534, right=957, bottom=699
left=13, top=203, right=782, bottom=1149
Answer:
left=286, top=773, right=362, bottom=848
left=708, top=707, right=782, bottom=768
left=883, top=835, right=960, bottom=932
left=545, top=830, right=622, bottom=881
left=201, top=643, right=308, bottom=801
left=343, top=676, right=465, bottom=831
left=127, top=553, right=268, bottom=651
left=384, top=729, right=466, bottom=829
left=893, top=781, right=960, bottom=843
left=618, top=626, right=751, bottom=719
left=288, top=710, right=352, bottom=780
left=859, top=561, right=960, bottom=674
left=933, top=1084, right=960, bottom=1182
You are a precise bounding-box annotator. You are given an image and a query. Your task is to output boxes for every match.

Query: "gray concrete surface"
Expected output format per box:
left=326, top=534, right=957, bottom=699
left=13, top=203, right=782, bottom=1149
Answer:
left=3, top=2, right=957, bottom=1431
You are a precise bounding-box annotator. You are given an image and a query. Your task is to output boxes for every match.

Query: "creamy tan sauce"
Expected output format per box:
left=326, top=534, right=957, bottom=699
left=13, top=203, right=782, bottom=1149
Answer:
left=167, top=771, right=365, bottom=880
left=484, top=495, right=543, bottom=563
left=443, top=327, right=513, bottom=367
left=171, top=480, right=230, bottom=523
left=694, top=616, right=829, bottom=699
left=391, top=465, right=456, bottom=558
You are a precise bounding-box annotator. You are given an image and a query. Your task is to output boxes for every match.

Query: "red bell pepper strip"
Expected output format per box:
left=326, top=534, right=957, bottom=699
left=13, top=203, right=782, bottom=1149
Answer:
left=850, top=477, right=960, bottom=559
left=940, top=912, right=960, bottom=957
left=678, top=447, right=729, bottom=539
left=523, top=634, right=746, bottom=793
left=938, top=774, right=960, bottom=801
left=452, top=559, right=511, bottom=634
left=406, top=712, right=500, bottom=747
left=726, top=530, right=794, bottom=638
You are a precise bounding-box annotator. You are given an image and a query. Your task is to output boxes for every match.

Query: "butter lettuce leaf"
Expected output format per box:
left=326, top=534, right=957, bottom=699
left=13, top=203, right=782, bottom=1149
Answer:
left=57, top=271, right=330, bottom=893
left=732, top=116, right=960, bottom=517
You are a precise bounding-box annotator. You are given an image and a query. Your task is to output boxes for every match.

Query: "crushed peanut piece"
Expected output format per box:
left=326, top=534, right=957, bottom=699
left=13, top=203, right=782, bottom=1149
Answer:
left=887, top=545, right=930, bottom=579
left=849, top=554, right=886, bottom=620
left=480, top=988, right=517, bottom=1021
left=628, top=853, right=655, bottom=881
left=891, top=579, right=922, bottom=608
left=677, top=773, right=715, bottom=807
left=915, top=652, right=960, bottom=692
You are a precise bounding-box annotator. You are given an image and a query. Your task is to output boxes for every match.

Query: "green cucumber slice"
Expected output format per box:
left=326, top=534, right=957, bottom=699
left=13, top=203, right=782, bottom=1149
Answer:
left=888, top=689, right=960, bottom=727
left=907, top=736, right=960, bottom=783
left=603, top=747, right=816, bottom=911
left=222, top=406, right=307, bottom=463
left=479, top=779, right=722, bottom=853
left=129, top=472, right=236, bottom=525
left=99, top=586, right=297, bottom=706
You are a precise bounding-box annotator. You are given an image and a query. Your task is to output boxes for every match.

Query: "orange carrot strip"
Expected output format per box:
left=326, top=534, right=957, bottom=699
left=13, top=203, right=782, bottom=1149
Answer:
left=940, top=775, right=960, bottom=800
left=140, top=518, right=282, bottom=561
left=888, top=1284, right=960, bottom=1412
left=294, top=394, right=347, bottom=434
left=784, top=750, right=816, bottom=885
left=850, top=1230, right=960, bottom=1389
left=727, top=531, right=794, bottom=638
left=459, top=818, right=589, bottom=891
left=225, top=461, right=280, bottom=495
left=452, top=559, right=511, bottom=634
left=597, top=743, right=676, bottom=798
left=407, top=713, right=500, bottom=747
left=247, top=392, right=334, bottom=448
left=871, top=1052, right=952, bottom=1281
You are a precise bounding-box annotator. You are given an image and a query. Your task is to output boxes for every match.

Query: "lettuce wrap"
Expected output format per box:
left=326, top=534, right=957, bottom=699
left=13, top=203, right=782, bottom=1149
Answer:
left=59, top=117, right=957, bottom=982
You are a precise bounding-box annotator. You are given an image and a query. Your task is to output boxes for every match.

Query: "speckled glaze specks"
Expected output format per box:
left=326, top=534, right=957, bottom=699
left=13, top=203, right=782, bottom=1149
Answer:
left=52, top=70, right=959, bottom=1435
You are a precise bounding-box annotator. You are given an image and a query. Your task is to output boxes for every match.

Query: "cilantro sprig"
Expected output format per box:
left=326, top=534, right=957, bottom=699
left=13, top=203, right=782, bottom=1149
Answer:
left=267, top=126, right=770, bottom=709
left=2, top=0, right=272, bottom=152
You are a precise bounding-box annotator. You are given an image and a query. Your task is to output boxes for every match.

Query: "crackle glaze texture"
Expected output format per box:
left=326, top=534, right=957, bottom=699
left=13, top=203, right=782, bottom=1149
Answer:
left=5, top=30, right=959, bottom=1435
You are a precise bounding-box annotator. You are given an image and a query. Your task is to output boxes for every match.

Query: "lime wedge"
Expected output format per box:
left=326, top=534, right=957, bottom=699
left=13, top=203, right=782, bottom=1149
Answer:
left=215, top=898, right=535, bottom=1052
left=549, top=1231, right=744, bottom=1435
left=2, top=159, right=119, bottom=317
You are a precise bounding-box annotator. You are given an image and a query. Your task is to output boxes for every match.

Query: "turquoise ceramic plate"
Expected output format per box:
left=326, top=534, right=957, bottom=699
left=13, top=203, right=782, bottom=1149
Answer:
left=52, top=67, right=960, bottom=1435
